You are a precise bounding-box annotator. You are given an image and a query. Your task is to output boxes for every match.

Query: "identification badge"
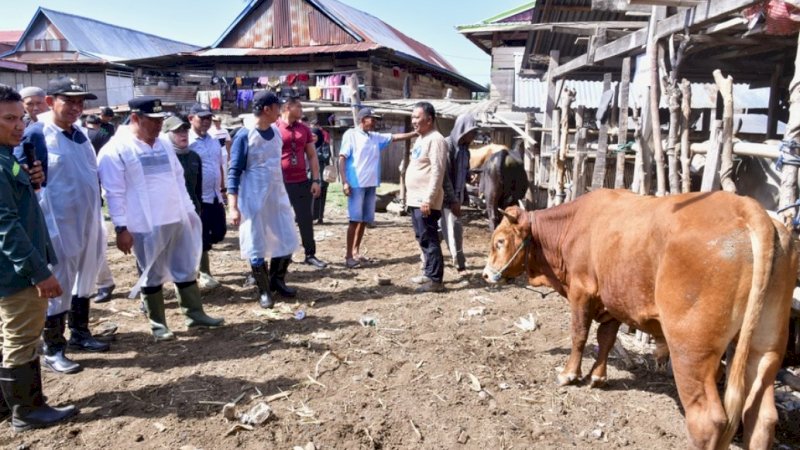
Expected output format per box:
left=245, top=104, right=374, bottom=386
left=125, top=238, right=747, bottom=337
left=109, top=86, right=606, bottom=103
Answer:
left=12, top=161, right=19, bottom=177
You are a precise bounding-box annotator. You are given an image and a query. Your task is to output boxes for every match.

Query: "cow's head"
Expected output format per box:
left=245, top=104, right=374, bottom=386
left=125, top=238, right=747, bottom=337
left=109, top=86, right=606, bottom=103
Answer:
left=483, top=206, right=531, bottom=284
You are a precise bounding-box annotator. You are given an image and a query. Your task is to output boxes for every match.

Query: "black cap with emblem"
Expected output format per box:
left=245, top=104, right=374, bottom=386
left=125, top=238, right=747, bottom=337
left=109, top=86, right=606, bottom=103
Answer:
left=189, top=103, right=213, bottom=118
left=128, top=96, right=167, bottom=118
left=47, top=76, right=98, bottom=100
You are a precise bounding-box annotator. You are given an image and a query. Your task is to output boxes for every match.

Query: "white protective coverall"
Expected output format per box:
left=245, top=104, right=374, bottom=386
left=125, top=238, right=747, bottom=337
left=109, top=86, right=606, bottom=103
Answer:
left=29, top=120, right=104, bottom=316
left=97, top=130, right=202, bottom=297
left=237, top=126, right=298, bottom=260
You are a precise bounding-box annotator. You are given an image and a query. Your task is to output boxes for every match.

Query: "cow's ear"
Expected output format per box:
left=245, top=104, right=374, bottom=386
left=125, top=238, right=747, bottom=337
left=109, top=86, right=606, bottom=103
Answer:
left=498, top=208, right=518, bottom=224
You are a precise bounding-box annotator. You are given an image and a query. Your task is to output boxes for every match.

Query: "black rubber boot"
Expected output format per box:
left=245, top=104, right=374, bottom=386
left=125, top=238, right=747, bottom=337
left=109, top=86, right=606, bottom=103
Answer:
left=0, top=359, right=77, bottom=432
left=0, top=353, right=9, bottom=422
left=250, top=263, right=274, bottom=309
left=41, top=314, right=81, bottom=374
left=67, top=297, right=110, bottom=352
left=269, top=257, right=297, bottom=297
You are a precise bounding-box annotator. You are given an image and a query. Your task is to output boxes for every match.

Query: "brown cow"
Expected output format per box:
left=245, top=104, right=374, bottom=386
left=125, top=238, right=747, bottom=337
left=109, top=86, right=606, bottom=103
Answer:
left=482, top=189, right=797, bottom=450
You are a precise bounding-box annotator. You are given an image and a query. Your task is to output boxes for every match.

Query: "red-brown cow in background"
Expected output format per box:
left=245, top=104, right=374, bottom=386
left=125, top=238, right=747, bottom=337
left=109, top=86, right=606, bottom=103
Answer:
left=483, top=189, right=797, bottom=450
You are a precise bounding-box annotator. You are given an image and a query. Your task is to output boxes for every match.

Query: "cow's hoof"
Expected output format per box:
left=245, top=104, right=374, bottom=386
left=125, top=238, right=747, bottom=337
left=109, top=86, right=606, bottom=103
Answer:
left=589, top=375, right=606, bottom=388
left=556, top=372, right=579, bottom=386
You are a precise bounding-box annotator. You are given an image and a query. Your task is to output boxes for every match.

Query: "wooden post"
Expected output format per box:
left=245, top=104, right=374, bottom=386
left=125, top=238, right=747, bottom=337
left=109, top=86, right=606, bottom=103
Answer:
left=614, top=57, right=631, bottom=189
left=542, top=50, right=560, bottom=193
left=524, top=114, right=537, bottom=209
left=665, top=34, right=687, bottom=195
left=648, top=33, right=666, bottom=196
left=571, top=106, right=588, bottom=200
left=700, top=120, right=723, bottom=192
left=713, top=69, right=736, bottom=193
left=779, top=33, right=800, bottom=228
left=591, top=73, right=613, bottom=190
left=548, top=97, right=562, bottom=207
left=680, top=78, right=692, bottom=193
left=400, top=115, right=412, bottom=207
left=632, top=107, right=645, bottom=194
left=555, top=88, right=576, bottom=205
left=767, top=63, right=784, bottom=139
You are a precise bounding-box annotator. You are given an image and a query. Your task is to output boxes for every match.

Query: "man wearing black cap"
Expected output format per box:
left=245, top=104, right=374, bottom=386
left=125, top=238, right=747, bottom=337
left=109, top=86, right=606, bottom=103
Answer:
left=0, top=83, right=77, bottom=431
left=228, top=91, right=299, bottom=307
left=85, top=114, right=112, bottom=153
left=15, top=76, right=109, bottom=374
left=276, top=97, right=327, bottom=269
left=99, top=107, right=116, bottom=138
left=338, top=107, right=415, bottom=268
left=188, top=103, right=227, bottom=289
left=98, top=97, right=223, bottom=341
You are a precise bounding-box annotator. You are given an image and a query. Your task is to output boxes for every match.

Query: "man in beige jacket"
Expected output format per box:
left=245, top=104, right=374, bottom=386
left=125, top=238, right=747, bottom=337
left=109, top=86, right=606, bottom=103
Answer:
left=405, top=102, right=448, bottom=292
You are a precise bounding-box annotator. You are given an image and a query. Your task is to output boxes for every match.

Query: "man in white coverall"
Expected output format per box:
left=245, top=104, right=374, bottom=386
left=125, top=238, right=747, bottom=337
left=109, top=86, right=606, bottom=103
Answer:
left=98, top=97, right=224, bottom=341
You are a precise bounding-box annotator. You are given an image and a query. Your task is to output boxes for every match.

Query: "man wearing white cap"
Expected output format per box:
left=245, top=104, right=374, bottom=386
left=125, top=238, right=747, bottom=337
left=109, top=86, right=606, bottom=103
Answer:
left=19, top=87, right=47, bottom=128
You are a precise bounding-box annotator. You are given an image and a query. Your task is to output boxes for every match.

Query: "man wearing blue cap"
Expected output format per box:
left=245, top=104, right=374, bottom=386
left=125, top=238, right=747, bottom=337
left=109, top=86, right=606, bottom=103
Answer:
left=15, top=76, right=108, bottom=374
left=98, top=97, right=224, bottom=341
left=228, top=91, right=299, bottom=308
left=188, top=103, right=227, bottom=289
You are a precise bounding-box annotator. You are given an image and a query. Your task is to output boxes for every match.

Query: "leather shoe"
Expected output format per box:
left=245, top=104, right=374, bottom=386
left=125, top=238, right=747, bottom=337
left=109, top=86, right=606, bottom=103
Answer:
left=304, top=256, right=328, bottom=269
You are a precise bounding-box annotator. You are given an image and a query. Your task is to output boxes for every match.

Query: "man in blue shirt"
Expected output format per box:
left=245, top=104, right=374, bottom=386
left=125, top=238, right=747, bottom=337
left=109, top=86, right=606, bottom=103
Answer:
left=338, top=107, right=415, bottom=268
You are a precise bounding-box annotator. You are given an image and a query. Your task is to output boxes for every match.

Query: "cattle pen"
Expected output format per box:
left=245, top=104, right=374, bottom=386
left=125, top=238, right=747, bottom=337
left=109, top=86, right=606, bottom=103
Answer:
left=490, top=1, right=800, bottom=365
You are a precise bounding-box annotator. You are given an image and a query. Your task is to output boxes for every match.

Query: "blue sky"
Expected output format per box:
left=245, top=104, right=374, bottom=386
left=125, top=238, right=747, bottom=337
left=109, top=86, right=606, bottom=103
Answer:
left=0, top=0, right=525, bottom=86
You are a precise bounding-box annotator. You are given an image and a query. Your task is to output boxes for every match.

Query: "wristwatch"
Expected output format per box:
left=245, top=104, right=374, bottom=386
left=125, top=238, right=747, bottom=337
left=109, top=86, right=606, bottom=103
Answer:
left=311, top=180, right=321, bottom=184
left=114, top=225, right=127, bottom=234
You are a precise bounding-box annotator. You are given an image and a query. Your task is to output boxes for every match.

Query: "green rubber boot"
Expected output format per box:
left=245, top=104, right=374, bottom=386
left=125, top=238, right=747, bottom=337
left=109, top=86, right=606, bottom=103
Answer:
left=176, top=282, right=224, bottom=328
left=142, top=290, right=175, bottom=342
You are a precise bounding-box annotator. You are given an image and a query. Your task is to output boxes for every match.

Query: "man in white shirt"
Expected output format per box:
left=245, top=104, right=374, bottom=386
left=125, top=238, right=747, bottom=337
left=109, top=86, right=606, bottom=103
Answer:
left=209, top=115, right=231, bottom=175
left=338, top=107, right=415, bottom=268
left=98, top=97, right=224, bottom=341
left=188, top=103, right=227, bottom=289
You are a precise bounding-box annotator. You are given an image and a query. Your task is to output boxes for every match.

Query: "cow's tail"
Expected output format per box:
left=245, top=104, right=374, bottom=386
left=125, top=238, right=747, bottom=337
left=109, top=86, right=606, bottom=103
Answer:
left=719, top=212, right=776, bottom=449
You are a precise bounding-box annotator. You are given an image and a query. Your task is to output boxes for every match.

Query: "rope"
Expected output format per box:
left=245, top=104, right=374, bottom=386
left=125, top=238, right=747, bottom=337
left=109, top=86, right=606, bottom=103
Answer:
left=484, top=235, right=531, bottom=283
left=775, top=140, right=800, bottom=170
left=612, top=141, right=636, bottom=154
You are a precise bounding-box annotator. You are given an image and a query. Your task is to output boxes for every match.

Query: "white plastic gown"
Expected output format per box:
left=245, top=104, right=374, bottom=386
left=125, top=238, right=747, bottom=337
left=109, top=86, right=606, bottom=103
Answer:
left=238, top=126, right=298, bottom=260
left=97, top=132, right=202, bottom=298
left=38, top=121, right=104, bottom=316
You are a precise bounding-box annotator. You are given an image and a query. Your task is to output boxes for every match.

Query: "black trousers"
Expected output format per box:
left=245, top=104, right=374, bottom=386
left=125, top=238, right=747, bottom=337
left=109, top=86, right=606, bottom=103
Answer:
left=410, top=207, right=443, bottom=283
left=200, top=198, right=227, bottom=252
left=313, top=182, right=329, bottom=222
left=285, top=180, right=316, bottom=257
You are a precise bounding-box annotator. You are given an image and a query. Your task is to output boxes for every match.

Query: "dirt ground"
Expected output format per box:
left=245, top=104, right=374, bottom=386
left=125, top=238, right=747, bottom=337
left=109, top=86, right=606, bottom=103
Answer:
left=3, top=196, right=800, bottom=450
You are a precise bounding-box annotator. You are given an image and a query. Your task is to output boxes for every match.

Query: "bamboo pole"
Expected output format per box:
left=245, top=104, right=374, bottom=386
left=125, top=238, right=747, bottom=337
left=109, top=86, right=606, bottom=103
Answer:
left=554, top=88, right=576, bottom=206
left=680, top=79, right=692, bottom=193
left=632, top=107, right=646, bottom=195
left=713, top=69, right=736, bottom=193
left=591, top=74, right=613, bottom=190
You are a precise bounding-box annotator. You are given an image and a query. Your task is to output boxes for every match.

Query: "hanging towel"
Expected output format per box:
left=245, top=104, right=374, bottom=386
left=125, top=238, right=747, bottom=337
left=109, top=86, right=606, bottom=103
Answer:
left=309, top=86, right=322, bottom=101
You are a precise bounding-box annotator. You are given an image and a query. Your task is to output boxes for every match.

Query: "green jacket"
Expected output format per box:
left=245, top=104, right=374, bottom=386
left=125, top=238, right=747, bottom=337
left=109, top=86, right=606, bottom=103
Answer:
left=0, top=145, right=55, bottom=296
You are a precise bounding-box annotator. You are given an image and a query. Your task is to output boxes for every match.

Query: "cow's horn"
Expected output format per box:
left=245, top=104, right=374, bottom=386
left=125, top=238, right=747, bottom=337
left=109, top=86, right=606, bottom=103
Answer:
left=518, top=200, right=526, bottom=210
left=497, top=208, right=518, bottom=224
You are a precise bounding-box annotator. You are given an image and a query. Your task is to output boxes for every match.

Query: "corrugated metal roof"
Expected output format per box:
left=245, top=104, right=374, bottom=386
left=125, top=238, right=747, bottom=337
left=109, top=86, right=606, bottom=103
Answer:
left=513, top=53, right=771, bottom=111
left=213, top=0, right=483, bottom=91
left=0, top=8, right=199, bottom=63
left=0, top=30, right=22, bottom=45
left=199, top=42, right=380, bottom=57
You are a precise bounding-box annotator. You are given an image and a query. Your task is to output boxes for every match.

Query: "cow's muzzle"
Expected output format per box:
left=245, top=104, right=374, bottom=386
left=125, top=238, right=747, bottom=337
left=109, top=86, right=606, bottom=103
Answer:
left=482, top=265, right=503, bottom=283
